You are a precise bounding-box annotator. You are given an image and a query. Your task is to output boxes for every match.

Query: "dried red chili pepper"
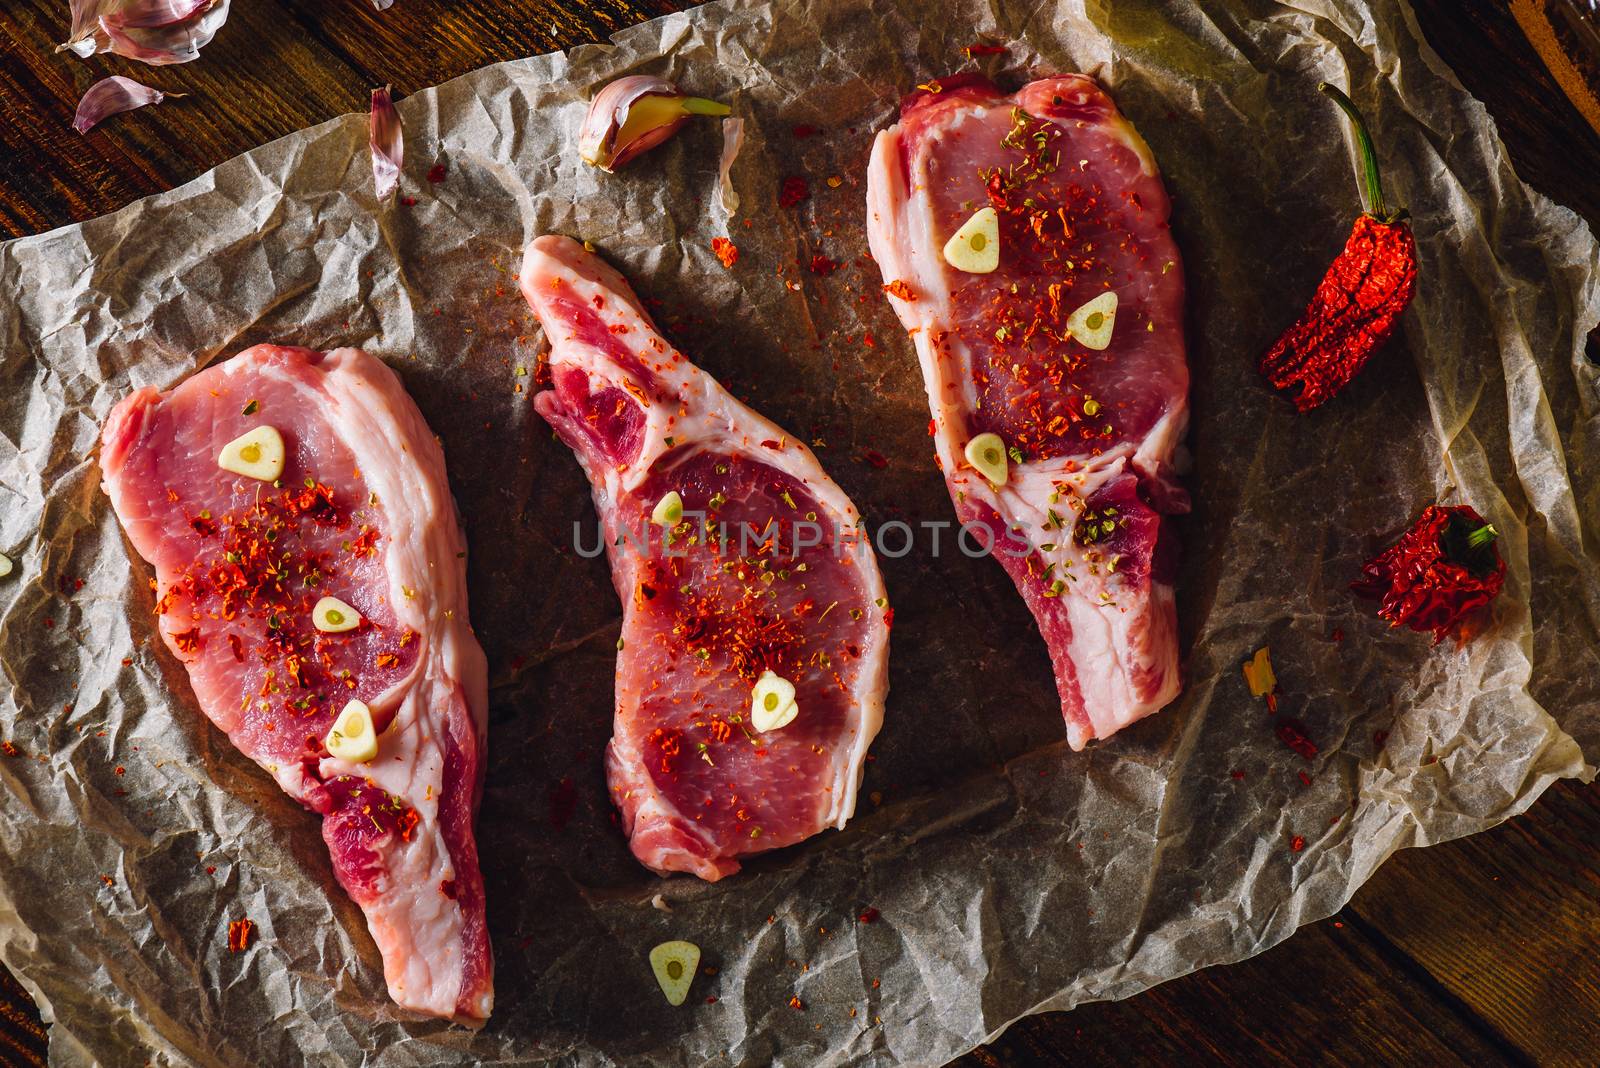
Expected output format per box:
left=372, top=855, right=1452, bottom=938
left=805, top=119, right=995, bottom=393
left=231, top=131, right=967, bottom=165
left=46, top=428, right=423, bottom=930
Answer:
left=1259, top=84, right=1417, bottom=412
left=1351, top=504, right=1505, bottom=641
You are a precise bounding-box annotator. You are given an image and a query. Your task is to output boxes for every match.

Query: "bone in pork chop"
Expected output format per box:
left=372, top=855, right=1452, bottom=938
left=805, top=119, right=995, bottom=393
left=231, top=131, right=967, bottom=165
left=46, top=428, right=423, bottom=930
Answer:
left=99, top=345, right=492, bottom=1022
left=867, top=74, right=1188, bottom=749
left=522, top=235, right=890, bottom=881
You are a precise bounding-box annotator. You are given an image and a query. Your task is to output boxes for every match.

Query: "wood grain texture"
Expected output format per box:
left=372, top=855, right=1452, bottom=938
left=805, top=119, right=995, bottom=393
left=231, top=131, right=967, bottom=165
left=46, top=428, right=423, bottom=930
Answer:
left=0, top=2, right=1596, bottom=1066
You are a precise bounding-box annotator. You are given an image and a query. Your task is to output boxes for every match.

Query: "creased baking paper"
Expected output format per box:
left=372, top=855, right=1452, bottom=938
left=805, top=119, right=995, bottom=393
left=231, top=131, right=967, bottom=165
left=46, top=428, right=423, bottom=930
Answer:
left=2, top=1, right=1598, bottom=1064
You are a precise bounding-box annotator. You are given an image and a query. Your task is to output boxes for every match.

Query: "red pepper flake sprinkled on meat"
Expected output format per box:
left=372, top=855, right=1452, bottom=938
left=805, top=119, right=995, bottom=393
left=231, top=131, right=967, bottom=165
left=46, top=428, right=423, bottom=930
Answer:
left=440, top=879, right=458, bottom=899
left=778, top=176, right=809, bottom=208
left=858, top=907, right=879, bottom=924
left=397, top=807, right=420, bottom=843
left=1290, top=835, right=1306, bottom=853
left=861, top=449, right=888, bottom=469
left=882, top=279, right=917, bottom=302
left=173, top=628, right=202, bottom=654
left=1229, top=769, right=1245, bottom=780
left=963, top=42, right=1007, bottom=57
left=227, top=918, right=256, bottom=953
left=788, top=995, right=806, bottom=1011
left=809, top=253, right=840, bottom=275
left=426, top=161, right=447, bottom=183
left=711, top=237, right=739, bottom=269
left=1, top=741, right=18, bottom=757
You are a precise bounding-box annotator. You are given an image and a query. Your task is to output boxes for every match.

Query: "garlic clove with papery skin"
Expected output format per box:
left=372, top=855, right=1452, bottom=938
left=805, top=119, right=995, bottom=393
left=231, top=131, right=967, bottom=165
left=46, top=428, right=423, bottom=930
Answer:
left=578, top=75, right=730, bottom=172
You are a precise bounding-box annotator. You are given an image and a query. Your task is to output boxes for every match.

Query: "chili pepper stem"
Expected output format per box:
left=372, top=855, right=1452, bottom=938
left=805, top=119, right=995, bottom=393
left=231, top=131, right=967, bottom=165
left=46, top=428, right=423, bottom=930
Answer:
left=1318, top=82, right=1392, bottom=220
left=681, top=97, right=732, bottom=117
left=1467, top=522, right=1499, bottom=549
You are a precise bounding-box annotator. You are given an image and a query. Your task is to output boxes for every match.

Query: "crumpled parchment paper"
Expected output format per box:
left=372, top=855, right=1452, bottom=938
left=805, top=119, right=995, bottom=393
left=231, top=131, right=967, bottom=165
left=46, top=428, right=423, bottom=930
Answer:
left=3, top=0, right=1599, bottom=1065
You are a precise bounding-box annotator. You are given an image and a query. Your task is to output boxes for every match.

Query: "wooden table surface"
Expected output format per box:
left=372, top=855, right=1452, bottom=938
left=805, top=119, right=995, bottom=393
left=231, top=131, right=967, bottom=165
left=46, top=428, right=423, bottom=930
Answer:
left=3, top=1, right=1598, bottom=1065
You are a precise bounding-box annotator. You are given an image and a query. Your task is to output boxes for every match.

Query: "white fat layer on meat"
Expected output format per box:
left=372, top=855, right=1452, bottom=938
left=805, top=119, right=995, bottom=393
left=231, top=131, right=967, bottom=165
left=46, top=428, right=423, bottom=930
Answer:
left=227, top=349, right=490, bottom=1022
left=521, top=238, right=891, bottom=856
left=867, top=83, right=1183, bottom=749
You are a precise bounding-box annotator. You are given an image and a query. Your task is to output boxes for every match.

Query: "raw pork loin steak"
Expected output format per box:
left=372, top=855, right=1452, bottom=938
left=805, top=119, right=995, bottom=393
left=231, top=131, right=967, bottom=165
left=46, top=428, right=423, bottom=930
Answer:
left=100, top=345, right=492, bottom=1022
left=867, top=74, right=1188, bottom=749
left=523, top=235, right=890, bottom=881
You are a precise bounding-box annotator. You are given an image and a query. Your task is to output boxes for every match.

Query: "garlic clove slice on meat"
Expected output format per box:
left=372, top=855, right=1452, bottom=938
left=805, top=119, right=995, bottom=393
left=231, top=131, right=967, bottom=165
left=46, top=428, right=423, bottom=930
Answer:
left=579, top=75, right=730, bottom=172
left=750, top=670, right=798, bottom=732
left=1065, top=291, right=1119, bottom=350
left=648, top=940, right=701, bottom=1006
left=325, top=700, right=378, bottom=763
left=218, top=425, right=285, bottom=482
left=964, top=432, right=1010, bottom=487
left=942, top=206, right=1000, bottom=273
left=312, top=596, right=362, bottom=633
left=651, top=490, right=684, bottom=527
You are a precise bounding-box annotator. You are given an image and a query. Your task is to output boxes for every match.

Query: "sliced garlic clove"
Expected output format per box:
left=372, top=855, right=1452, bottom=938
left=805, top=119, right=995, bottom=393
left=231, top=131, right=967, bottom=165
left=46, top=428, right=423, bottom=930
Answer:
left=218, top=425, right=285, bottom=482
left=750, top=669, right=799, bottom=732
left=651, top=490, right=684, bottom=527
left=1065, top=291, right=1119, bottom=350
left=942, top=206, right=1000, bottom=274
left=312, top=596, right=362, bottom=633
left=325, top=699, right=379, bottom=763
left=649, top=940, right=701, bottom=1006
left=0, top=553, right=11, bottom=578
left=964, top=432, right=1010, bottom=487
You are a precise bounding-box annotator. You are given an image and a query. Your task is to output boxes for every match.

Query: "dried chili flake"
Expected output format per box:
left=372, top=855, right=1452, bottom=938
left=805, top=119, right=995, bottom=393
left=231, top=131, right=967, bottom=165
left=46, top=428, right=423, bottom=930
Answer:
left=227, top=918, right=256, bottom=953
left=1259, top=85, right=1416, bottom=411
left=440, top=878, right=458, bottom=899
left=1, top=741, right=18, bottom=757
left=397, top=807, right=420, bottom=842
left=1290, top=835, right=1306, bottom=853
left=173, top=628, right=202, bottom=654
left=858, top=907, right=879, bottom=924
left=778, top=176, right=809, bottom=208
left=861, top=449, right=888, bottom=469
left=426, top=161, right=447, bottom=183
left=882, top=279, right=916, bottom=302
left=1276, top=718, right=1318, bottom=762
left=963, top=42, right=1007, bottom=57
left=711, top=237, right=739, bottom=269
left=1351, top=504, right=1505, bottom=641
left=809, top=253, right=840, bottom=275
left=788, top=995, right=806, bottom=1011
left=791, top=124, right=820, bottom=139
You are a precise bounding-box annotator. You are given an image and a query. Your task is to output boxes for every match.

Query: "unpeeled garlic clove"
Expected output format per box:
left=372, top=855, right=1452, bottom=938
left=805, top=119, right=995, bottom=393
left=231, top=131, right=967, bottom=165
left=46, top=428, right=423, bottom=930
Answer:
left=218, top=425, right=285, bottom=482
left=578, top=75, right=730, bottom=172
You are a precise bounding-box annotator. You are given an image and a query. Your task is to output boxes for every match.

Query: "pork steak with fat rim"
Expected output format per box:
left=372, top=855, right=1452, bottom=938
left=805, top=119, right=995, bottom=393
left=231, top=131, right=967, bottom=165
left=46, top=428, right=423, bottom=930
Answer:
left=99, top=344, right=492, bottom=1022
left=866, top=73, right=1188, bottom=749
left=522, top=235, right=891, bottom=881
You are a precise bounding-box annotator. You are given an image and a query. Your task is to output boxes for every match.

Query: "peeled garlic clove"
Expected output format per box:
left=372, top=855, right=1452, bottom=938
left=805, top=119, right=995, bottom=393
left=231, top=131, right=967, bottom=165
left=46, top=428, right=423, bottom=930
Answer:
left=648, top=940, right=701, bottom=1006
left=325, top=699, right=379, bottom=763
left=578, top=75, right=730, bottom=172
left=1066, top=291, right=1119, bottom=351
left=218, top=425, right=285, bottom=482
left=964, top=432, right=1010, bottom=487
left=0, top=553, right=12, bottom=579
left=750, top=670, right=799, bottom=733
left=651, top=490, right=684, bottom=527
left=312, top=596, right=362, bottom=633
left=942, top=206, right=1000, bottom=274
